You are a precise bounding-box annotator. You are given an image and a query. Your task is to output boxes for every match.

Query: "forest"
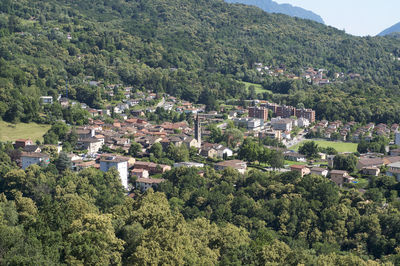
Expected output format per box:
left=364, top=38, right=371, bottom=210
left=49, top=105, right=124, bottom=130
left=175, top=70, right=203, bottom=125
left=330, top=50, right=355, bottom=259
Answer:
left=1, top=0, right=400, bottom=123
left=1, top=142, right=400, bottom=265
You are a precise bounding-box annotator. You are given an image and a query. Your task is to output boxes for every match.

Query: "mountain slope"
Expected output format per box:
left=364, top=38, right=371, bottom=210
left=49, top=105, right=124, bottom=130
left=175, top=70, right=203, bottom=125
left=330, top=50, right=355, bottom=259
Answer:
left=1, top=0, right=400, bottom=124
left=378, top=22, right=400, bottom=36
left=225, top=0, right=324, bottom=23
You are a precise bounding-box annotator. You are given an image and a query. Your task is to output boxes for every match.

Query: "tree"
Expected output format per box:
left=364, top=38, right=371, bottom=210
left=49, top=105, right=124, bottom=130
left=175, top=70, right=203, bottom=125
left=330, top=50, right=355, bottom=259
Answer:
left=149, top=142, right=163, bottom=158
left=298, top=141, right=320, bottom=160
left=55, top=152, right=72, bottom=172
left=65, top=213, right=124, bottom=265
left=238, top=139, right=262, bottom=164
left=223, top=128, right=244, bottom=148
left=333, top=154, right=358, bottom=172
left=269, top=150, right=284, bottom=170
left=129, top=142, right=142, bottom=157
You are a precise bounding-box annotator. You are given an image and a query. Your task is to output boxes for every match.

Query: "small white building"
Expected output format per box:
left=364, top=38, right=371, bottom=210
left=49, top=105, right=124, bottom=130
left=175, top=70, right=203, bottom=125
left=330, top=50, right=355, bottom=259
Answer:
left=174, top=162, right=205, bottom=168
left=100, top=156, right=129, bottom=189
left=40, top=96, right=53, bottom=104
left=136, top=177, right=165, bottom=192
left=297, top=117, right=310, bottom=128
left=21, top=153, right=50, bottom=170
left=77, top=138, right=103, bottom=154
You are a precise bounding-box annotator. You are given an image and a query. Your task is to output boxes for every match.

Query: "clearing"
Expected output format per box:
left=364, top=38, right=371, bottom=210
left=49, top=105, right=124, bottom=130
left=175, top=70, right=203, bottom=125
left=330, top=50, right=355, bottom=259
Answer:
left=290, top=139, right=358, bottom=153
left=0, top=121, right=51, bottom=143
left=242, top=81, right=272, bottom=94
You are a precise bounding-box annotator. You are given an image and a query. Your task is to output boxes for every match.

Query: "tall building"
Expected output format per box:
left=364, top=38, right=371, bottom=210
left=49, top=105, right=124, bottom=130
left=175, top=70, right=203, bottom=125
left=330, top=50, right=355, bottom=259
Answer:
left=100, top=156, right=129, bottom=190
left=276, top=105, right=296, bottom=118
left=295, top=108, right=316, bottom=123
left=248, top=107, right=268, bottom=121
left=195, top=114, right=201, bottom=148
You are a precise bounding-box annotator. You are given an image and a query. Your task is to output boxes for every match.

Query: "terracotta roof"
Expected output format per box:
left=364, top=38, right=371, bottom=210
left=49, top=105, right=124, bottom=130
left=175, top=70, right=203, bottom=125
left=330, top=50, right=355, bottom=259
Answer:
left=136, top=178, right=165, bottom=184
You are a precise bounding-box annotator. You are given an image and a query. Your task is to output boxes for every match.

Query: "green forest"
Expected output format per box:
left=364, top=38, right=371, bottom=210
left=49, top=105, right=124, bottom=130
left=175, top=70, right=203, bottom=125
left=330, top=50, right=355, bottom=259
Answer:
left=1, top=0, right=400, bottom=123
left=1, top=143, right=400, bottom=265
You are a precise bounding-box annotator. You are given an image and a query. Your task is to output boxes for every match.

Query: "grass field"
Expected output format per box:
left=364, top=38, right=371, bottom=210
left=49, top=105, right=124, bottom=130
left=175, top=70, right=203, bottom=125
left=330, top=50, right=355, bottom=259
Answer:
left=290, top=140, right=358, bottom=153
left=242, top=81, right=272, bottom=94
left=0, top=121, right=51, bottom=142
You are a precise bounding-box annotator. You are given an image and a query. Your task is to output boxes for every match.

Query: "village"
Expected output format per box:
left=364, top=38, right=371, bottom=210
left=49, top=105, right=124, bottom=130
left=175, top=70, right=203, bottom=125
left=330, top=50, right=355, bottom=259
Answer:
left=14, top=85, right=400, bottom=194
left=253, top=63, right=362, bottom=85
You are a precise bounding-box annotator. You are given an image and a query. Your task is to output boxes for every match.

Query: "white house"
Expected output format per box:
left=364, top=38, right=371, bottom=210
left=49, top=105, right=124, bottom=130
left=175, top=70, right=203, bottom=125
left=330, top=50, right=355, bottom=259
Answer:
left=77, top=138, right=103, bottom=154
left=174, top=162, right=205, bottom=168
left=100, top=156, right=129, bottom=189
left=21, top=153, right=50, bottom=170
left=40, top=96, right=53, bottom=104
left=297, top=117, right=310, bottom=128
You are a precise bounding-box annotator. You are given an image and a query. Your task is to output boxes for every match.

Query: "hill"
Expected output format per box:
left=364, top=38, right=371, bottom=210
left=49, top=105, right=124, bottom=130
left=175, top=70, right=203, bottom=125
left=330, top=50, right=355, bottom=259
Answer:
left=225, top=0, right=324, bottom=23
left=378, top=21, right=400, bottom=36
left=1, top=0, right=400, bottom=125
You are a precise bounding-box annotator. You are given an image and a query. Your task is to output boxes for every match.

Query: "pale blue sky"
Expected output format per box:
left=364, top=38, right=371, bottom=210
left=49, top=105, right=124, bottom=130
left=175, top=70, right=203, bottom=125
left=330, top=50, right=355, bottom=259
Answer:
left=274, top=0, right=400, bottom=36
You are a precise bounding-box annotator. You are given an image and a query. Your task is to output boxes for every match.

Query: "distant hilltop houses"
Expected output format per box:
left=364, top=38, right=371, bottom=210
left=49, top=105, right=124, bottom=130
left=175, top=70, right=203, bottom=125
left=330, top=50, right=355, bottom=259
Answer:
left=253, top=63, right=361, bottom=85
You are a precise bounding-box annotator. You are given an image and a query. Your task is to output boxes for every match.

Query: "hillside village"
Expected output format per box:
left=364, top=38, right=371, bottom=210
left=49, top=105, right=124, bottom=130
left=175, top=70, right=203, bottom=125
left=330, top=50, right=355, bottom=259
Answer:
left=254, top=63, right=362, bottom=85
left=11, top=86, right=400, bottom=194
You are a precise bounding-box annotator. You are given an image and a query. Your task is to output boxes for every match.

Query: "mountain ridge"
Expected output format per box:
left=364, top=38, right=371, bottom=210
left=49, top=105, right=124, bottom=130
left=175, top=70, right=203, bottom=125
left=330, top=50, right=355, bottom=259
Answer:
left=378, top=21, right=400, bottom=36
left=224, top=0, right=324, bottom=24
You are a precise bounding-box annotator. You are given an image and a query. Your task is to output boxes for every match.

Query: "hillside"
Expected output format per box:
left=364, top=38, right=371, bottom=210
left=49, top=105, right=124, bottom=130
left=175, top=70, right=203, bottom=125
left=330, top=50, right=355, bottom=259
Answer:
left=378, top=21, right=400, bottom=36
left=1, top=0, right=400, bottom=125
left=225, top=0, right=324, bottom=23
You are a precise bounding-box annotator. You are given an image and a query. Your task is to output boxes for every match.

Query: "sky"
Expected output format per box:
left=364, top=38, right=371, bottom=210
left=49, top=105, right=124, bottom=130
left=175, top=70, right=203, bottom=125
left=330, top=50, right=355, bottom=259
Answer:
left=274, top=0, right=400, bottom=36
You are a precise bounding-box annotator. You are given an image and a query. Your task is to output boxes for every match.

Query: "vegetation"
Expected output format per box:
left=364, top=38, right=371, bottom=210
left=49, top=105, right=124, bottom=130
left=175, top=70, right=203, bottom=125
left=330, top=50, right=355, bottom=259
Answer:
left=1, top=0, right=400, bottom=124
left=291, top=140, right=358, bottom=153
left=0, top=121, right=50, bottom=142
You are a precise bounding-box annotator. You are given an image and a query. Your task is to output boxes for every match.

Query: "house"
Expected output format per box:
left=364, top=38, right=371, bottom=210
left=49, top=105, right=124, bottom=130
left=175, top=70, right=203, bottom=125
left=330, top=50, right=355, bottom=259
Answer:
left=233, top=118, right=264, bottom=130
left=73, top=160, right=96, bottom=171
left=285, top=152, right=307, bottom=162
left=14, top=139, right=33, bottom=149
left=136, top=177, right=165, bottom=192
left=387, top=162, right=400, bottom=181
left=200, top=146, right=218, bottom=158
left=390, top=149, right=400, bottom=156
left=330, top=170, right=354, bottom=187
left=356, top=157, right=384, bottom=170
left=131, top=169, right=149, bottom=179
left=290, top=165, right=310, bottom=177
left=297, top=117, right=310, bottom=128
left=214, top=145, right=233, bottom=158
left=40, top=96, right=53, bottom=104
left=21, top=152, right=50, bottom=169
left=362, top=167, right=380, bottom=176
left=77, top=138, right=103, bottom=154
left=214, top=160, right=247, bottom=174
left=174, top=162, right=205, bottom=168
left=100, top=156, right=129, bottom=189
left=23, top=145, right=41, bottom=153
left=133, top=161, right=171, bottom=174
left=271, top=118, right=293, bottom=131
left=310, top=167, right=329, bottom=177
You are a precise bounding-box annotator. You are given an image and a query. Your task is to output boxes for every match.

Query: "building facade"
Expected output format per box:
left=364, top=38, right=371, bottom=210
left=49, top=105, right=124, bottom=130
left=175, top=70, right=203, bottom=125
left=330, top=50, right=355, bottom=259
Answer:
left=100, top=156, right=129, bottom=189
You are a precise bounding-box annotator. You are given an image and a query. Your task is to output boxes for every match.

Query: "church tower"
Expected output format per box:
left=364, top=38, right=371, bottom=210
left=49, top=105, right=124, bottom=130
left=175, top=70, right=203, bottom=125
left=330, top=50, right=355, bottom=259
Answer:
left=195, top=113, right=201, bottom=148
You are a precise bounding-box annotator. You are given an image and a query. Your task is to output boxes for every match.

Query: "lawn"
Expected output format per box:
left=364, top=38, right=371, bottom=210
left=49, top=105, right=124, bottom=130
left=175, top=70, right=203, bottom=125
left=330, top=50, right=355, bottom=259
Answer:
left=242, top=81, right=272, bottom=94
left=290, top=139, right=358, bottom=153
left=0, top=121, right=51, bottom=142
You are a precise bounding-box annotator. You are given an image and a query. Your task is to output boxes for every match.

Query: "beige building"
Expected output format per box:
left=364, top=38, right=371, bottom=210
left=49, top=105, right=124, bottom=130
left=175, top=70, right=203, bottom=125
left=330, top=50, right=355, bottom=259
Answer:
left=330, top=170, right=354, bottom=187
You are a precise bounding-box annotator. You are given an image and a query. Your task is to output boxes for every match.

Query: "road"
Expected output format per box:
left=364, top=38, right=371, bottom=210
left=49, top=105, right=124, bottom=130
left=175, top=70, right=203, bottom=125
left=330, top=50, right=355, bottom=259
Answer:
left=156, top=97, right=165, bottom=108
left=285, top=129, right=306, bottom=149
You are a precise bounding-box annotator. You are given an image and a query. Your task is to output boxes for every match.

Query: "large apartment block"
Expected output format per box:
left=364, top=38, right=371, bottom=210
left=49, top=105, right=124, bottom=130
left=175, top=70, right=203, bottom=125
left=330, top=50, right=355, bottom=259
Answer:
left=248, top=106, right=268, bottom=120
left=295, top=108, right=316, bottom=123
left=262, top=102, right=316, bottom=122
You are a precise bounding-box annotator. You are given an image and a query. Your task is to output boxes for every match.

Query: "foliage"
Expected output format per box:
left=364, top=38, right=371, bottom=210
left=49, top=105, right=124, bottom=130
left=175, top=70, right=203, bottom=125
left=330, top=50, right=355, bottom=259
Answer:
left=333, top=154, right=358, bottom=173
left=298, top=141, right=320, bottom=160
